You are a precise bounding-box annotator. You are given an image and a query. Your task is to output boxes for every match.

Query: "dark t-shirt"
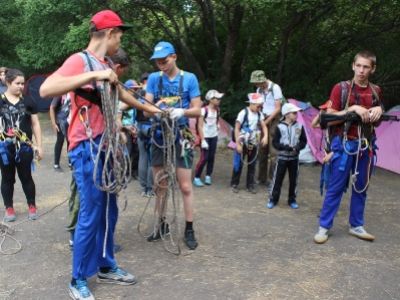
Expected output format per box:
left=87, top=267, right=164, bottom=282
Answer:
left=0, top=93, right=38, bottom=140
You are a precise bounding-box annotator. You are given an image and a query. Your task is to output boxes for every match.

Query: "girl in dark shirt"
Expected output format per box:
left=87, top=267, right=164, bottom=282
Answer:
left=0, top=69, right=43, bottom=222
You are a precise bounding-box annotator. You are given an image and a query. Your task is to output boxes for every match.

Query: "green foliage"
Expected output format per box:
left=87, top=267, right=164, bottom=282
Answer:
left=2, top=0, right=400, bottom=120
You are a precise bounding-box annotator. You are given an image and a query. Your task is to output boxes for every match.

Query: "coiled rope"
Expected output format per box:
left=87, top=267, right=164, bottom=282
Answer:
left=137, top=117, right=182, bottom=255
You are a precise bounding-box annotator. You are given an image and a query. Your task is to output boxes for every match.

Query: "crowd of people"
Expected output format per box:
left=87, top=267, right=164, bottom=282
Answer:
left=0, top=9, right=385, bottom=300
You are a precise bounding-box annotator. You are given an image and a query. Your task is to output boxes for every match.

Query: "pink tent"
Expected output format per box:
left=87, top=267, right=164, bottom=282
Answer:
left=375, top=110, right=400, bottom=174
left=288, top=99, right=325, bottom=163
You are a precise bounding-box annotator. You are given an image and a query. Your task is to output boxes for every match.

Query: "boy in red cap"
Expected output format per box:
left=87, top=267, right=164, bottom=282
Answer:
left=41, top=10, right=159, bottom=300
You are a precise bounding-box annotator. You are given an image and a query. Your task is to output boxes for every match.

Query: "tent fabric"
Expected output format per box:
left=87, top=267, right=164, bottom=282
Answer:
left=375, top=109, right=400, bottom=174
left=288, top=99, right=325, bottom=163
left=24, top=74, right=52, bottom=112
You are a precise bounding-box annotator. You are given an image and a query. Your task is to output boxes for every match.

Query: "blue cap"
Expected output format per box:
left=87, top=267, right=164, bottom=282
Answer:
left=124, top=79, right=139, bottom=89
left=150, top=41, right=175, bottom=60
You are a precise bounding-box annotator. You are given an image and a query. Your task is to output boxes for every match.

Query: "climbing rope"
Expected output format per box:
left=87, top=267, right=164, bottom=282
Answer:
left=137, top=116, right=182, bottom=255
left=0, top=198, right=68, bottom=255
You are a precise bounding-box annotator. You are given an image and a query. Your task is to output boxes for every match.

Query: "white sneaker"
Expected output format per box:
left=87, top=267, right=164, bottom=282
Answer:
left=314, top=226, right=329, bottom=244
left=349, top=226, right=375, bottom=241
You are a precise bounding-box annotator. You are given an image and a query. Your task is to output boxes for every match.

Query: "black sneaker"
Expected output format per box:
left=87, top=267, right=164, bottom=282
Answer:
left=147, top=222, right=170, bottom=242
left=184, top=230, right=198, bottom=250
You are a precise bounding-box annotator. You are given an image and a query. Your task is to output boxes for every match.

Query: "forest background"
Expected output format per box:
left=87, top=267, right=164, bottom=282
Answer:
left=1, top=0, right=399, bottom=121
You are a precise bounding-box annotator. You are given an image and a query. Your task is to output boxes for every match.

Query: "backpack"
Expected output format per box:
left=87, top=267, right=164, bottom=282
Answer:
left=339, top=80, right=380, bottom=111
left=231, top=107, right=262, bottom=142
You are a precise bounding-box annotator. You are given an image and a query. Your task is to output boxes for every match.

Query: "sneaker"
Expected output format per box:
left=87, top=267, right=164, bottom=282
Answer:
left=69, top=231, right=74, bottom=250
left=54, top=165, right=63, bottom=172
left=145, top=190, right=155, bottom=198
left=231, top=185, right=239, bottom=193
left=141, top=191, right=147, bottom=197
left=97, top=266, right=136, bottom=285
left=349, top=226, right=375, bottom=241
left=193, top=177, right=204, bottom=187
left=28, top=204, right=38, bottom=220
left=247, top=186, right=257, bottom=194
left=314, top=226, right=329, bottom=244
left=4, top=207, right=16, bottom=222
left=184, top=229, right=198, bottom=250
left=69, top=279, right=94, bottom=300
left=147, top=222, right=170, bottom=242
left=289, top=201, right=299, bottom=209
left=204, top=176, right=212, bottom=185
left=266, top=201, right=275, bottom=209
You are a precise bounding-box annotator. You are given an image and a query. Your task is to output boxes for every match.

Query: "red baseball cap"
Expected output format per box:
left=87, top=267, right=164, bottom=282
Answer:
left=91, top=10, right=133, bottom=31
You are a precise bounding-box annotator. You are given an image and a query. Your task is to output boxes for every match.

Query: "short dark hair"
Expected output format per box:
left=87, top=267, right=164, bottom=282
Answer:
left=5, top=68, right=24, bottom=84
left=110, top=48, right=130, bottom=67
left=89, top=23, right=107, bottom=38
left=354, top=50, right=376, bottom=67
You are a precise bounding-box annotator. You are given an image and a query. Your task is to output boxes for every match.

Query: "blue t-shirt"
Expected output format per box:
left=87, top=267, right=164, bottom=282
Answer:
left=146, top=70, right=200, bottom=126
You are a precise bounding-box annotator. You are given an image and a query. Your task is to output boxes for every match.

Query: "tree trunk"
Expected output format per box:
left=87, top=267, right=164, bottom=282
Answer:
left=220, top=4, right=245, bottom=90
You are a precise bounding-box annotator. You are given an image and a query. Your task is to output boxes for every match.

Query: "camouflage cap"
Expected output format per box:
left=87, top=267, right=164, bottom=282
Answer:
left=250, top=70, right=267, bottom=83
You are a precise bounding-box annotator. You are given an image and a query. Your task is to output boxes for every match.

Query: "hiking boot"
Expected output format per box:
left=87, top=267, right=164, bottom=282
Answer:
left=289, top=201, right=299, bottom=209
left=247, top=186, right=257, bottom=194
left=28, top=204, right=38, bottom=220
left=193, top=177, right=204, bottom=187
left=4, top=207, right=16, bottom=222
left=204, top=175, right=212, bottom=185
left=69, top=279, right=95, bottom=300
left=231, top=185, right=239, bottom=193
left=314, top=226, right=329, bottom=244
left=97, top=266, right=136, bottom=285
left=184, top=229, right=198, bottom=250
left=349, top=226, right=375, bottom=241
left=266, top=200, right=275, bottom=209
left=147, top=222, right=170, bottom=242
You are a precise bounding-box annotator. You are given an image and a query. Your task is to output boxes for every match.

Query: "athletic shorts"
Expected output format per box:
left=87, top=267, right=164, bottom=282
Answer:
left=151, top=141, right=193, bottom=169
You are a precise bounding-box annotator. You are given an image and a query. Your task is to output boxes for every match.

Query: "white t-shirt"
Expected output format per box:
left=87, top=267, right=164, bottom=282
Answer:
left=236, top=108, right=263, bottom=132
left=257, top=81, right=283, bottom=116
left=201, top=107, right=218, bottom=138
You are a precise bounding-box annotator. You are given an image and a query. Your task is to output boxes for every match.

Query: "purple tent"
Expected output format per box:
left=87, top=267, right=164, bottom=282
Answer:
left=375, top=109, right=400, bottom=174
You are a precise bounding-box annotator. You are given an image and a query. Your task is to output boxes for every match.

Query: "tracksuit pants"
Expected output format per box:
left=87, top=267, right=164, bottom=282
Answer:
left=68, top=138, right=117, bottom=279
left=319, top=136, right=374, bottom=229
left=231, top=145, right=258, bottom=189
left=269, top=158, right=299, bottom=204
left=195, top=136, right=218, bottom=178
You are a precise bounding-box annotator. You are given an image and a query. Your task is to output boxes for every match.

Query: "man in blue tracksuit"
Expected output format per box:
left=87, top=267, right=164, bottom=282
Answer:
left=314, top=50, right=383, bottom=244
left=40, top=10, right=160, bottom=300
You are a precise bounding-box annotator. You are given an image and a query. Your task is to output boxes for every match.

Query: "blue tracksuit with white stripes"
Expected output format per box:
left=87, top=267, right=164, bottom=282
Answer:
left=319, top=136, right=375, bottom=229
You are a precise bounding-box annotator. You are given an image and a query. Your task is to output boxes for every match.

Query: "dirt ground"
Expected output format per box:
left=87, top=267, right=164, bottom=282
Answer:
left=1, top=114, right=400, bottom=300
